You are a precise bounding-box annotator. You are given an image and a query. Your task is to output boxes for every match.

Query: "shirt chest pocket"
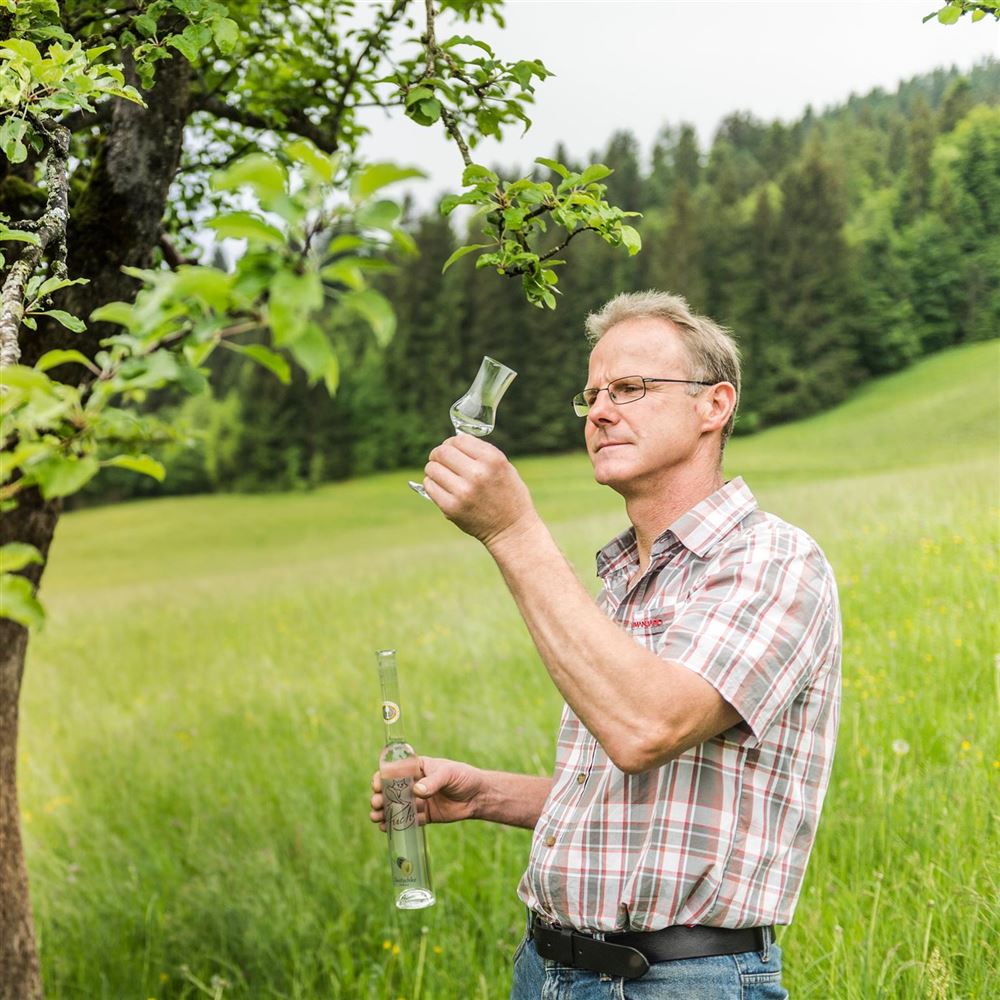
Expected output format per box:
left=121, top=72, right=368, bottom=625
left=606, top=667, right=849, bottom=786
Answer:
left=624, top=603, right=676, bottom=651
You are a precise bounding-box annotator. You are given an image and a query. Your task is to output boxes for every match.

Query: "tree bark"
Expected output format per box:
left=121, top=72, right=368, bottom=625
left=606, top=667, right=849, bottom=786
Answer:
left=0, top=47, right=192, bottom=997
left=0, top=493, right=60, bottom=1000
left=21, top=49, right=193, bottom=368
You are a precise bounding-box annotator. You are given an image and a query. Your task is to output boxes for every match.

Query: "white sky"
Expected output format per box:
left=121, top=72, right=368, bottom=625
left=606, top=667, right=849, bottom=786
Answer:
left=358, top=0, right=999, bottom=208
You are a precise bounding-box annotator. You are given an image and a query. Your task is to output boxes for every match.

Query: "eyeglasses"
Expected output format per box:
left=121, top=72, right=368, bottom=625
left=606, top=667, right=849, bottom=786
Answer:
left=572, top=376, right=716, bottom=417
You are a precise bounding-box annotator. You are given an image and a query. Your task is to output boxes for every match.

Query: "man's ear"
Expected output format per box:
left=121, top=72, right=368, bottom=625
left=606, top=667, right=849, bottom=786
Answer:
left=699, top=382, right=737, bottom=435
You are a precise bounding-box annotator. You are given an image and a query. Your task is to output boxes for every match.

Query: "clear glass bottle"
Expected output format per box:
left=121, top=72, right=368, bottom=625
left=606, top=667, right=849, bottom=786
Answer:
left=376, top=649, right=435, bottom=909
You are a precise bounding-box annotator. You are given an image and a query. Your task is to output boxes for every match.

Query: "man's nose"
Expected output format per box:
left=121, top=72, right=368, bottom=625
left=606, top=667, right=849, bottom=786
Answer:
left=587, top=388, right=618, bottom=425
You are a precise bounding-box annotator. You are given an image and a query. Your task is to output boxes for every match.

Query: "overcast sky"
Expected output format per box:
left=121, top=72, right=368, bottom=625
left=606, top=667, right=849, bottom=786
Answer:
left=357, top=0, right=999, bottom=208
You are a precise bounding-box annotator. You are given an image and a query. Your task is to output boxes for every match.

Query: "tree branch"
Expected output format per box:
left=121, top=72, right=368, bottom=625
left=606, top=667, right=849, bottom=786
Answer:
left=440, top=107, right=473, bottom=167
left=57, top=102, right=114, bottom=135
left=537, top=226, right=596, bottom=262
left=499, top=226, right=597, bottom=276
left=192, top=94, right=337, bottom=152
left=327, top=0, right=409, bottom=140
left=0, top=120, right=70, bottom=370
left=158, top=232, right=198, bottom=270
left=424, top=0, right=475, bottom=168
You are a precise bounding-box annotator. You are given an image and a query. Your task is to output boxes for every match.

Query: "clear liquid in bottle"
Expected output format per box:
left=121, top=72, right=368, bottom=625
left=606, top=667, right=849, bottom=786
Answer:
left=376, top=650, right=434, bottom=909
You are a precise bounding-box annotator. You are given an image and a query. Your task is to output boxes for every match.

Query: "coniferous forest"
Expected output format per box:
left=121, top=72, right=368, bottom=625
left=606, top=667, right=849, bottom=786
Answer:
left=83, top=59, right=1000, bottom=502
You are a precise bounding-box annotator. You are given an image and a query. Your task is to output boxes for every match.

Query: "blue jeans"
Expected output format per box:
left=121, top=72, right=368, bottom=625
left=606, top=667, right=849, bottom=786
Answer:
left=510, top=929, right=787, bottom=1000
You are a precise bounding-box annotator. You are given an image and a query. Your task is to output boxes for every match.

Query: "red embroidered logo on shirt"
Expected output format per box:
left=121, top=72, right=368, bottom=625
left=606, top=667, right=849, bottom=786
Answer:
left=631, top=617, right=663, bottom=628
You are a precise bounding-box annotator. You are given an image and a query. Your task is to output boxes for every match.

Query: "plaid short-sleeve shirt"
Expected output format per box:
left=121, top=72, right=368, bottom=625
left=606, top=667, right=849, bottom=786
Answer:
left=517, top=478, right=841, bottom=932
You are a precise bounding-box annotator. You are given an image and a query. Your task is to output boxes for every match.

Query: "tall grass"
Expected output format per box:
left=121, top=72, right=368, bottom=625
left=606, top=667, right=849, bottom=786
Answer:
left=22, top=340, right=999, bottom=998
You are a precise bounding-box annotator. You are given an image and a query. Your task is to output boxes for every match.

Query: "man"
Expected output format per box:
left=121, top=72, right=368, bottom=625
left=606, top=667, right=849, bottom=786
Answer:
left=370, top=290, right=841, bottom=998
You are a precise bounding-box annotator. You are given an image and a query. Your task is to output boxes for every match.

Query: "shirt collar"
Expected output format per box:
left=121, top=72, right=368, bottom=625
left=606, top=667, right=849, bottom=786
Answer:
left=668, top=477, right=757, bottom=558
left=596, top=477, right=758, bottom=577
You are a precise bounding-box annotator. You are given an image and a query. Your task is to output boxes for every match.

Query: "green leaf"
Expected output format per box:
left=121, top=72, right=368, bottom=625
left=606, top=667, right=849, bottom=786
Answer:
left=84, top=43, right=115, bottom=63
left=0, top=228, right=40, bottom=245
left=172, top=266, right=234, bottom=310
left=0, top=573, right=45, bottom=630
left=441, top=34, right=494, bottom=55
left=0, top=116, right=28, bottom=164
left=405, top=86, right=435, bottom=106
left=0, top=543, right=43, bottom=575
left=0, top=443, right=46, bottom=482
left=0, top=39, right=42, bottom=64
left=342, top=288, right=395, bottom=347
left=267, top=270, right=323, bottom=345
left=440, top=190, right=484, bottom=214
left=620, top=224, right=642, bottom=255
left=104, top=454, right=166, bottom=481
left=32, top=275, right=88, bottom=300
left=31, top=454, right=100, bottom=499
left=510, top=60, right=536, bottom=89
left=115, top=350, right=183, bottom=390
left=287, top=323, right=334, bottom=383
left=181, top=22, right=212, bottom=55
left=972, top=8, right=985, bottom=20
left=937, top=4, right=962, bottom=22
left=322, top=353, right=340, bottom=395
left=35, top=349, right=94, bottom=372
left=89, top=301, right=135, bottom=329
left=284, top=139, right=337, bottom=183
left=416, top=98, right=441, bottom=124
left=442, top=243, right=492, bottom=273
left=476, top=108, right=501, bottom=137
left=392, top=228, right=418, bottom=257
left=0, top=365, right=52, bottom=392
left=462, top=164, right=499, bottom=186
left=579, top=163, right=612, bottom=185
left=207, top=212, right=284, bottom=246
left=213, top=153, right=288, bottom=202
left=326, top=234, right=367, bottom=255
left=134, top=14, right=157, bottom=38
left=212, top=16, right=240, bottom=54
left=320, top=258, right=365, bottom=290
left=228, top=343, right=291, bottom=384
left=36, top=309, right=86, bottom=332
left=184, top=339, right=216, bottom=367
left=350, top=163, right=425, bottom=202
left=166, top=33, right=199, bottom=63
left=356, top=199, right=401, bottom=232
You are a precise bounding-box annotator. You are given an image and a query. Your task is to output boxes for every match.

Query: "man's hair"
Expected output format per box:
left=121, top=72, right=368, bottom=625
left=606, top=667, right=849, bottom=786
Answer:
left=584, top=289, right=742, bottom=447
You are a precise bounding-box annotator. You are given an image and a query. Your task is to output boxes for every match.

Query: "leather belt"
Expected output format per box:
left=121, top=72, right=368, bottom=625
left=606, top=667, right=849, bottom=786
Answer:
left=530, top=913, right=770, bottom=980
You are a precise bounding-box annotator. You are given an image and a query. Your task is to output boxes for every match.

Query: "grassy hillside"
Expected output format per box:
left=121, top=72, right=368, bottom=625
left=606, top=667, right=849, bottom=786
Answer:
left=21, top=340, right=999, bottom=999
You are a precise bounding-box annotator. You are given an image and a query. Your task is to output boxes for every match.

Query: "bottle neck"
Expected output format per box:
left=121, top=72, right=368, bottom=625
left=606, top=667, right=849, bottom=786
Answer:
left=377, top=649, right=406, bottom=743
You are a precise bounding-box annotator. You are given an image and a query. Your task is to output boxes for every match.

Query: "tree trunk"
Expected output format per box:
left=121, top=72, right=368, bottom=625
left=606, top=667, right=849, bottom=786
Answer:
left=0, top=492, right=60, bottom=1000
left=0, top=47, right=191, bottom=997
left=21, top=48, right=193, bottom=368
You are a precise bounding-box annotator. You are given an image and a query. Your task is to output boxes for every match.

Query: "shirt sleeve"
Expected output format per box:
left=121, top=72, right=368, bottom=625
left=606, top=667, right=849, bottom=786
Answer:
left=657, top=526, right=839, bottom=743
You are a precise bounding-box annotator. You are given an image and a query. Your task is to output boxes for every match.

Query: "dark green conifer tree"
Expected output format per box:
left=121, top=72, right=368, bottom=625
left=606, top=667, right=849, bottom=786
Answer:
left=895, top=96, right=937, bottom=226
left=770, top=144, right=860, bottom=418
left=382, top=212, right=467, bottom=466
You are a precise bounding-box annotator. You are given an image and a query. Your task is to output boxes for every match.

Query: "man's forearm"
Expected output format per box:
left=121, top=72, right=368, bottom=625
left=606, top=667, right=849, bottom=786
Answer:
left=484, top=517, right=739, bottom=773
left=475, top=770, right=551, bottom=829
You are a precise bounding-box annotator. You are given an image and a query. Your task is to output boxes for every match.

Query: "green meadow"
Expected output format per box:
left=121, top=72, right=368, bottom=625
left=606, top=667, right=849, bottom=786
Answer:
left=21, top=340, right=1000, bottom=999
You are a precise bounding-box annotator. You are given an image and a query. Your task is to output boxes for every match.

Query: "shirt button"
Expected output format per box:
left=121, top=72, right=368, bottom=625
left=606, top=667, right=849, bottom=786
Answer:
left=576, top=773, right=586, bottom=784
left=544, top=834, right=556, bottom=847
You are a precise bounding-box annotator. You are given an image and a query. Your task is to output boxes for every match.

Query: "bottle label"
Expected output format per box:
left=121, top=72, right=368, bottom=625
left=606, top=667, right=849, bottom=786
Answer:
left=382, top=701, right=400, bottom=724
left=384, top=778, right=416, bottom=830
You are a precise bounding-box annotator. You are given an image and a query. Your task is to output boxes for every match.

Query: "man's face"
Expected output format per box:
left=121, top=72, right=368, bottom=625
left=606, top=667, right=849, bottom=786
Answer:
left=584, top=317, right=707, bottom=493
